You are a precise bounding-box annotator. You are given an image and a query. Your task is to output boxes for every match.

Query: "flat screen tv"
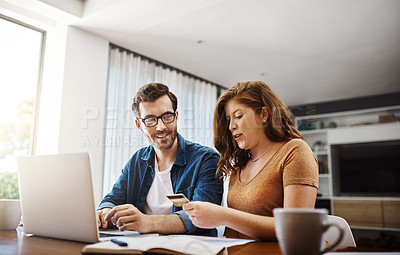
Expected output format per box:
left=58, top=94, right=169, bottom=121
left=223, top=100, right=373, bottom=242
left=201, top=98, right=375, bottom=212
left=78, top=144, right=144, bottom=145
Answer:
left=331, top=140, right=400, bottom=197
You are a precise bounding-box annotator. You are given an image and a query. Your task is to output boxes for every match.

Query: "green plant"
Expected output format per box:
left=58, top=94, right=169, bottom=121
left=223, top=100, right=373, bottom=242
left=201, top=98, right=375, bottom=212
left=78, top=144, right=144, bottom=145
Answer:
left=0, top=171, right=19, bottom=199
left=0, top=99, right=33, bottom=199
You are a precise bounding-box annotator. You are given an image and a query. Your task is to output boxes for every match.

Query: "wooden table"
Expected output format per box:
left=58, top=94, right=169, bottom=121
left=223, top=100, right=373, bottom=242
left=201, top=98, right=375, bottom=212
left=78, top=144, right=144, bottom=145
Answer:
left=0, top=228, right=282, bottom=255
left=1, top=229, right=397, bottom=254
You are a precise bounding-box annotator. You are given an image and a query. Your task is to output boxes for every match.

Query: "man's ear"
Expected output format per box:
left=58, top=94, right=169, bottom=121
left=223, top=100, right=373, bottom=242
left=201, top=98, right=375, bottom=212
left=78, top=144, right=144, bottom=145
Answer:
left=175, top=110, right=178, bottom=122
left=135, top=118, right=143, bottom=132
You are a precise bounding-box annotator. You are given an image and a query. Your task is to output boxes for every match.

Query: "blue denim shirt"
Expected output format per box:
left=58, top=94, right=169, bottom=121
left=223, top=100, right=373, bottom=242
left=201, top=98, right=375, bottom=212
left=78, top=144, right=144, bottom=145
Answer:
left=98, top=133, right=223, bottom=235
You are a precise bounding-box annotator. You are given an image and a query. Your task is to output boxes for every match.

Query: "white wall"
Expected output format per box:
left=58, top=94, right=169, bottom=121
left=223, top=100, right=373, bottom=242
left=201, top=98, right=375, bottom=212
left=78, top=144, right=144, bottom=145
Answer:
left=35, top=23, right=68, bottom=155
left=58, top=26, right=109, bottom=205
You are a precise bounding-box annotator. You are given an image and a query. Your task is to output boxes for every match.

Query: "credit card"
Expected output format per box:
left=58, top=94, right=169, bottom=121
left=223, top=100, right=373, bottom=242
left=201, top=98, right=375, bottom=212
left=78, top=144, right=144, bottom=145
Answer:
left=166, top=194, right=190, bottom=207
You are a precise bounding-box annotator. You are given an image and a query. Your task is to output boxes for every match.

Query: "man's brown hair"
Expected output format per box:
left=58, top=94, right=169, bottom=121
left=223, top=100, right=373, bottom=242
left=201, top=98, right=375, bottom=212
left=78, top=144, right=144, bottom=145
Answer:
left=132, top=83, right=178, bottom=117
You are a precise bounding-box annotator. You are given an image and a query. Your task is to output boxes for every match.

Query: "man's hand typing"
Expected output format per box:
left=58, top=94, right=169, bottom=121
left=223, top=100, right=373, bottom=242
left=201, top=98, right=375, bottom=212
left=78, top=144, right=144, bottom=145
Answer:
left=104, top=204, right=153, bottom=233
left=96, top=208, right=115, bottom=229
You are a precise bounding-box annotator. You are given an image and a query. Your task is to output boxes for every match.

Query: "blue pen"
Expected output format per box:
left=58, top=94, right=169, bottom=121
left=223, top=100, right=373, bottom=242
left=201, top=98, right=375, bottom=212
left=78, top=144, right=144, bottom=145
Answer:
left=110, top=238, right=128, bottom=247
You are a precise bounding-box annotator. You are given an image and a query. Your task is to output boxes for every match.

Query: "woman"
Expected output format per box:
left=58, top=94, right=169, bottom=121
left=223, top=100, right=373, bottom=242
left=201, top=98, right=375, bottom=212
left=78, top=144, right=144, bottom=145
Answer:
left=183, top=80, right=318, bottom=240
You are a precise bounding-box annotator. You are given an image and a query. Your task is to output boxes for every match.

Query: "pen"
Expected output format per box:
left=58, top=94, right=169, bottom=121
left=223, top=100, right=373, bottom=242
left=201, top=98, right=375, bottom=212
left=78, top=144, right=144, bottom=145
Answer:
left=110, top=238, right=128, bottom=247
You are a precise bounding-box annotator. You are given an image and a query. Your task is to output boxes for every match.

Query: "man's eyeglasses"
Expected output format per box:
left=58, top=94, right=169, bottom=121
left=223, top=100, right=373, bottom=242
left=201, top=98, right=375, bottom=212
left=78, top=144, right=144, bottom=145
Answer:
left=140, top=112, right=176, bottom=127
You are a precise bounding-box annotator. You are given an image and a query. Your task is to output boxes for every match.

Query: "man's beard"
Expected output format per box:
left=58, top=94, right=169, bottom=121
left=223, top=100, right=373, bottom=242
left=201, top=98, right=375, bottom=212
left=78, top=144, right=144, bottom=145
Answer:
left=149, top=128, right=178, bottom=151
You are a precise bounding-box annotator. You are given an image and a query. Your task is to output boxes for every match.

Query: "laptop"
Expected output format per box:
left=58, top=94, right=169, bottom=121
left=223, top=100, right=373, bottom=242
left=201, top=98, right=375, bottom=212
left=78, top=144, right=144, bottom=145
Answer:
left=17, top=152, right=100, bottom=243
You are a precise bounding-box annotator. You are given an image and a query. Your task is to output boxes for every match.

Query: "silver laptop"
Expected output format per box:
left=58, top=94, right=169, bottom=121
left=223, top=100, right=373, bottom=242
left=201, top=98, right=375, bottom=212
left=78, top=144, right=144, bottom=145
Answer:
left=17, top=152, right=100, bottom=243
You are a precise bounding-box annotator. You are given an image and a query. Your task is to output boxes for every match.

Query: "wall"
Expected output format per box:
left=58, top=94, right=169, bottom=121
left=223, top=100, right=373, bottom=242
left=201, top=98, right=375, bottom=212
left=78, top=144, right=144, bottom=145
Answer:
left=35, top=22, right=68, bottom=155
left=1, top=2, right=110, bottom=205
left=58, top=26, right=109, bottom=205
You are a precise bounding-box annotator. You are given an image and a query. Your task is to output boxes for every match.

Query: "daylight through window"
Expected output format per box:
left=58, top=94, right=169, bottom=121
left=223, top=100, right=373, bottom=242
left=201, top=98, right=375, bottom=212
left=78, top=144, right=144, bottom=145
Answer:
left=0, top=16, right=44, bottom=199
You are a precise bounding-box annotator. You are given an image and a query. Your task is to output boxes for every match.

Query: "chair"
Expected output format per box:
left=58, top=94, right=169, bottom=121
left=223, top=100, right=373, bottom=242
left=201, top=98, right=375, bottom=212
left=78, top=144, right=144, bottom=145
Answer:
left=326, top=215, right=356, bottom=248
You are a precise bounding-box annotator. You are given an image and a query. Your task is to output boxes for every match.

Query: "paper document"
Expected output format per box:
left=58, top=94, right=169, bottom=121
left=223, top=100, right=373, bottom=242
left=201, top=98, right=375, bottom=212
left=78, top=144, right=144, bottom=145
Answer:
left=99, top=230, right=141, bottom=236
left=168, top=234, right=254, bottom=247
left=99, top=230, right=159, bottom=242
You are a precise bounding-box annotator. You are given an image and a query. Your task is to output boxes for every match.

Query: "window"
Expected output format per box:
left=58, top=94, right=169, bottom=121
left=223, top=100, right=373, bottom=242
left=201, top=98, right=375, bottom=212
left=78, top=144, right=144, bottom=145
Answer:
left=0, top=15, right=44, bottom=199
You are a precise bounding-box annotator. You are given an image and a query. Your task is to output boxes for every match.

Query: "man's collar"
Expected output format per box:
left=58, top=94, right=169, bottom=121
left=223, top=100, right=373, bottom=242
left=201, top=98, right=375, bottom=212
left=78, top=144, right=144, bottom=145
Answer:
left=174, top=133, right=186, bottom=167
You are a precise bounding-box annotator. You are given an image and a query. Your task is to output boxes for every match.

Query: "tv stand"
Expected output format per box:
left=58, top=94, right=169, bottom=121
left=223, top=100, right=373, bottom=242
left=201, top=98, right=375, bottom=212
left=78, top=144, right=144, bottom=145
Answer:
left=295, top=105, right=400, bottom=230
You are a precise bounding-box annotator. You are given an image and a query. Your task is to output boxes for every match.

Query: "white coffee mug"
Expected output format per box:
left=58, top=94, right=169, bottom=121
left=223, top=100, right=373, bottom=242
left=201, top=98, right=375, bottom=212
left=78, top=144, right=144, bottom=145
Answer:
left=273, top=208, right=344, bottom=255
left=0, top=199, right=21, bottom=230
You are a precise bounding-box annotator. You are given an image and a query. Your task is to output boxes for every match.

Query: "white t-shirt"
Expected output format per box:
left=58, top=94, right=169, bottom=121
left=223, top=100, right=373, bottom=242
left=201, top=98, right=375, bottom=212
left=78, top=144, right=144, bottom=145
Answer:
left=142, top=156, right=174, bottom=215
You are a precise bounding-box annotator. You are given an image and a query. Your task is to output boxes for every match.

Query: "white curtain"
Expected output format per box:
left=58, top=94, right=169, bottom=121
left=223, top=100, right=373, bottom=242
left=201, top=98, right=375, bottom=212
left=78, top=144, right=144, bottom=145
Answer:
left=102, top=47, right=219, bottom=196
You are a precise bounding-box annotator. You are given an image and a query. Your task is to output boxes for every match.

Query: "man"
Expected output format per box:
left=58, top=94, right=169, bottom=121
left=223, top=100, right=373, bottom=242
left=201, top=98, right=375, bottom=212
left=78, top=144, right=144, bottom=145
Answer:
left=97, top=83, right=222, bottom=235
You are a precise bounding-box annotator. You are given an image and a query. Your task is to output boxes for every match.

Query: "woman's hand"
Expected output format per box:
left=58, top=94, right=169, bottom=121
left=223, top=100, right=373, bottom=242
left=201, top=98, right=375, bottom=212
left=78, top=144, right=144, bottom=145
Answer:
left=183, top=201, right=224, bottom=228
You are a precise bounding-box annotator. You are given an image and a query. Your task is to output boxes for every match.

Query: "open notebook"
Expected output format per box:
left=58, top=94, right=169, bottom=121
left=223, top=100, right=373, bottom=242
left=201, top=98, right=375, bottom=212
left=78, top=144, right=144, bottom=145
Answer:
left=81, top=235, right=256, bottom=255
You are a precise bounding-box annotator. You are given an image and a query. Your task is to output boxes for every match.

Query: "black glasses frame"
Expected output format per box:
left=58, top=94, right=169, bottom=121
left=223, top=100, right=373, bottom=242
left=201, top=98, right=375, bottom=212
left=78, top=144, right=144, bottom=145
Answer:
left=140, top=111, right=176, bottom=127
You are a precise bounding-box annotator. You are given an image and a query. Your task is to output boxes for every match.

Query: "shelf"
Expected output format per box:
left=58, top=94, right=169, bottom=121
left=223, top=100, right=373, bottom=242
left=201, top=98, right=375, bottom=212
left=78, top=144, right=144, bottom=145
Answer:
left=301, top=129, right=328, bottom=135
left=316, top=196, right=331, bottom=200
left=313, top=151, right=328, bottom=156
left=319, top=174, right=330, bottom=178
left=350, top=226, right=400, bottom=232
left=301, top=121, right=400, bottom=134
left=295, top=105, right=400, bottom=121
left=332, top=196, right=400, bottom=201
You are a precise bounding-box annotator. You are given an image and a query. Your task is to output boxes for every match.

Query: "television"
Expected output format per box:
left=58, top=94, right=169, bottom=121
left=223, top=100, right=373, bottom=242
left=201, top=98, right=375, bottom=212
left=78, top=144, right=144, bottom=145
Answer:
left=331, top=140, right=400, bottom=197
